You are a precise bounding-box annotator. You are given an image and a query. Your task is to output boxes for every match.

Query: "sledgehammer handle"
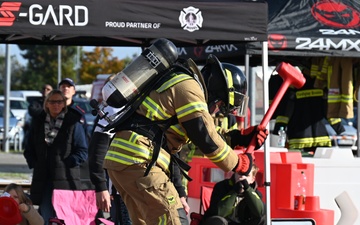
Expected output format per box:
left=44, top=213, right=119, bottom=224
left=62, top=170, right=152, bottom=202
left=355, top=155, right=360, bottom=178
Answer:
left=245, top=62, right=306, bottom=153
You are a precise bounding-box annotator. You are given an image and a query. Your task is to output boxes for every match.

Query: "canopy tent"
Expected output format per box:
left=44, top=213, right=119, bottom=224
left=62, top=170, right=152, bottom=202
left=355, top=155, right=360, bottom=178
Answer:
left=247, top=0, right=360, bottom=60
left=0, top=0, right=273, bottom=222
left=0, top=0, right=269, bottom=145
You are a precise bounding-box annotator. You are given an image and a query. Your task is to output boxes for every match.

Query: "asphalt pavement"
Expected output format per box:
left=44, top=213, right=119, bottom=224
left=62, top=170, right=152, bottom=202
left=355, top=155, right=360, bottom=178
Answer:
left=0, top=151, right=32, bottom=179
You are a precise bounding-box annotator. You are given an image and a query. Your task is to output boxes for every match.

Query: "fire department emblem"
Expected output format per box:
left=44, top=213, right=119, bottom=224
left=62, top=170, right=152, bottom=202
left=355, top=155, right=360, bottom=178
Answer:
left=179, top=6, right=203, bottom=32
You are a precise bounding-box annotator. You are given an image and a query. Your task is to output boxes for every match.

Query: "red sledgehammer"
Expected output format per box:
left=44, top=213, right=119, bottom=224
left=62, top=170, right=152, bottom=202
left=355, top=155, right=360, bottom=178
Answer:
left=246, top=62, right=306, bottom=153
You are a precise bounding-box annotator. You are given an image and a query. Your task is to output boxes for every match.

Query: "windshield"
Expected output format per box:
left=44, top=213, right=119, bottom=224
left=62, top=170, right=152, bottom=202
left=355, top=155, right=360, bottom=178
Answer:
left=0, top=100, right=28, bottom=110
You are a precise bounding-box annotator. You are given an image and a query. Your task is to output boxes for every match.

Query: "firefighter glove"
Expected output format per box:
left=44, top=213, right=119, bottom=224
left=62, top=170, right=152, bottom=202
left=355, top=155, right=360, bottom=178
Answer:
left=234, top=153, right=253, bottom=176
left=226, top=125, right=268, bottom=149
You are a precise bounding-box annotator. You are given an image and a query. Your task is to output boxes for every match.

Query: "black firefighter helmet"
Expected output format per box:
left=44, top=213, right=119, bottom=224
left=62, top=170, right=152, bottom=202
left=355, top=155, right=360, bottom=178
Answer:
left=201, top=54, right=248, bottom=117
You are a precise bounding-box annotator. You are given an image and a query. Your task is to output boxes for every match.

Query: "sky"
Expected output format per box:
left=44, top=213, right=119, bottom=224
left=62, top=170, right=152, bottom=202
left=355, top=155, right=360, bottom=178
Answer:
left=5, top=44, right=142, bottom=65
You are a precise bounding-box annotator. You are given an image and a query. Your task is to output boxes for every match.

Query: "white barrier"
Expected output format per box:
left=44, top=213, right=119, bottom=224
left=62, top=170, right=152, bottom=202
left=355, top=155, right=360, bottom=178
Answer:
left=302, top=147, right=360, bottom=225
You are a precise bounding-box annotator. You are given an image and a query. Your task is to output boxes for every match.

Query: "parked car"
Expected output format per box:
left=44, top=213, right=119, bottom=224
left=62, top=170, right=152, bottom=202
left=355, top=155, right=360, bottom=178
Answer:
left=73, top=97, right=97, bottom=136
left=323, top=118, right=358, bottom=153
left=0, top=103, right=24, bottom=151
left=0, top=96, right=28, bottom=127
left=10, top=90, right=42, bottom=105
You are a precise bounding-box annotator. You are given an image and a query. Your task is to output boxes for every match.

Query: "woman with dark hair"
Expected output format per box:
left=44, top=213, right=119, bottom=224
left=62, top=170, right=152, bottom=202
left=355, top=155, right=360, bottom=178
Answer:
left=24, top=89, right=88, bottom=225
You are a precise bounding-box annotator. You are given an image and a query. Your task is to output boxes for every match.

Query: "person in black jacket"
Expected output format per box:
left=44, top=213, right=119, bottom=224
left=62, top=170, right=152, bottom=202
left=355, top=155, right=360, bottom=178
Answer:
left=24, top=84, right=53, bottom=147
left=58, top=78, right=94, bottom=191
left=24, top=89, right=88, bottom=225
left=201, top=164, right=266, bottom=225
left=28, top=84, right=53, bottom=118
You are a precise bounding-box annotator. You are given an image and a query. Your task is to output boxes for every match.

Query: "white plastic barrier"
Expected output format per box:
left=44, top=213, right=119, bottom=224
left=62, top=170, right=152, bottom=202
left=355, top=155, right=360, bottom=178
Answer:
left=302, top=147, right=360, bottom=225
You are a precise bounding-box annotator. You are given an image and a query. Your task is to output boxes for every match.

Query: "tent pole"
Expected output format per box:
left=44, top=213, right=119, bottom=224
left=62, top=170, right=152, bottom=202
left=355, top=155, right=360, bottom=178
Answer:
left=262, top=41, right=271, bottom=223
left=245, top=53, right=250, bottom=127
left=358, top=90, right=360, bottom=157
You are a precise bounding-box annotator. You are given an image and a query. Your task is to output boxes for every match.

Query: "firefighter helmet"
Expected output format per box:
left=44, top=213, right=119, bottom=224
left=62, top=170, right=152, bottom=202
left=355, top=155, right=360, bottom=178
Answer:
left=201, top=54, right=248, bottom=117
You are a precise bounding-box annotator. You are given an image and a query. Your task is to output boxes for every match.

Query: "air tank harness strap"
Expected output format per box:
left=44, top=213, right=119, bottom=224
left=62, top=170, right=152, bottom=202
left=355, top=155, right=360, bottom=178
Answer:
left=117, top=113, right=191, bottom=178
left=170, top=154, right=192, bottom=182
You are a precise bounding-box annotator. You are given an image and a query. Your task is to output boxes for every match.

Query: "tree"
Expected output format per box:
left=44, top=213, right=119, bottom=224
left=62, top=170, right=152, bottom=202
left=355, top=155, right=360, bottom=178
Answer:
left=0, top=48, right=25, bottom=95
left=18, top=45, right=77, bottom=90
left=80, top=47, right=131, bottom=84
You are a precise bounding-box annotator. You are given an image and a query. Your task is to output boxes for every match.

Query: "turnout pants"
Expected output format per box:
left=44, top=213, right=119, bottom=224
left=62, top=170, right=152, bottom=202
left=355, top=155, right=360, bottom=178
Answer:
left=108, top=164, right=184, bottom=225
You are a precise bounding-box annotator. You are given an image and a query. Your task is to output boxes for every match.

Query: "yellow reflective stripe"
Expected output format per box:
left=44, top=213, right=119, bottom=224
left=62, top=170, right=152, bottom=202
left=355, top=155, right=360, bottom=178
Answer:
left=105, top=150, right=147, bottom=165
left=157, top=153, right=170, bottom=171
left=328, top=95, right=341, bottom=103
left=129, top=132, right=137, bottom=143
left=225, top=69, right=234, bottom=106
left=341, top=94, right=353, bottom=103
left=111, top=138, right=151, bottom=160
left=327, top=65, right=332, bottom=88
left=176, top=102, right=208, bottom=119
left=142, top=96, right=172, bottom=120
left=156, top=73, right=192, bottom=93
left=208, top=144, right=231, bottom=163
left=221, top=117, right=229, bottom=130
left=296, top=89, right=323, bottom=99
left=310, top=64, right=318, bottom=77
left=275, top=116, right=289, bottom=124
left=158, top=214, right=167, bottom=225
left=229, top=122, right=238, bottom=131
left=107, top=137, right=170, bottom=170
left=328, top=118, right=341, bottom=125
left=288, top=136, right=331, bottom=149
left=170, top=124, right=186, bottom=137
left=320, top=56, right=329, bottom=75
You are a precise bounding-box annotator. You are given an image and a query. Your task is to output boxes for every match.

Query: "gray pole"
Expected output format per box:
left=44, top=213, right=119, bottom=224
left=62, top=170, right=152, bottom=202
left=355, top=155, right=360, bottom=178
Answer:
left=357, top=90, right=360, bottom=157
left=3, top=44, right=11, bottom=152
left=249, top=66, right=256, bottom=126
left=261, top=41, right=271, bottom=225
left=245, top=54, right=250, bottom=127
left=58, top=45, right=61, bottom=84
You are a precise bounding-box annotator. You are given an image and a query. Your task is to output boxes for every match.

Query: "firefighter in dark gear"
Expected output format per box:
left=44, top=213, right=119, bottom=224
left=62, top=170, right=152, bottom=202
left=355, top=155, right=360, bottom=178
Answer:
left=102, top=40, right=268, bottom=225
left=270, top=69, right=331, bottom=151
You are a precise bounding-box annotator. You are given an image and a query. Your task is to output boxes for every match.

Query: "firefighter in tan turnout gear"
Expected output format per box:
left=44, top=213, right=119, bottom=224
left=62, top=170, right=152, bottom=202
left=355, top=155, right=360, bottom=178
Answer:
left=98, top=38, right=268, bottom=225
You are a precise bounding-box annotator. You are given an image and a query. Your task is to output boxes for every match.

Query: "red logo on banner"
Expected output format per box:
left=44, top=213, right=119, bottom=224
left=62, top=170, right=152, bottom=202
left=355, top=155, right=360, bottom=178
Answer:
left=311, top=1, right=360, bottom=28
left=193, top=46, right=204, bottom=58
left=268, top=34, right=287, bottom=51
left=0, top=2, right=21, bottom=26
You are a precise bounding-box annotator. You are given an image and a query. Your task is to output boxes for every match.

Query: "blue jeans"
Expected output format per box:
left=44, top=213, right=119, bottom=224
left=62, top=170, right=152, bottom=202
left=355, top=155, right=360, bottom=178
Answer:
left=39, top=182, right=56, bottom=225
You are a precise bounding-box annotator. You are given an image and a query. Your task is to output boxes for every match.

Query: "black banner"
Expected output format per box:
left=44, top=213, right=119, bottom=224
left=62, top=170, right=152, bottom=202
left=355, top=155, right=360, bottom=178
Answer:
left=0, top=0, right=268, bottom=46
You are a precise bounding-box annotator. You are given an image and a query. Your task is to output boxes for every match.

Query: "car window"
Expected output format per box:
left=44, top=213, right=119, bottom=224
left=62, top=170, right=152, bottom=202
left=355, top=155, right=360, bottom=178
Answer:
left=0, top=100, right=28, bottom=109
left=73, top=101, right=92, bottom=114
left=10, top=100, right=28, bottom=109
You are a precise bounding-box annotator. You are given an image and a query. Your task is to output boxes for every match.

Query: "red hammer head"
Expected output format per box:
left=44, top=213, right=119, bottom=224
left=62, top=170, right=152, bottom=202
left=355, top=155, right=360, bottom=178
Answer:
left=276, top=62, right=306, bottom=89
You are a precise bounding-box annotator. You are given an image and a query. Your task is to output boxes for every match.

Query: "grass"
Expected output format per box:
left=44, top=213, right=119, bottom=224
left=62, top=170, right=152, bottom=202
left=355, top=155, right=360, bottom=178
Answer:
left=0, top=172, right=31, bottom=180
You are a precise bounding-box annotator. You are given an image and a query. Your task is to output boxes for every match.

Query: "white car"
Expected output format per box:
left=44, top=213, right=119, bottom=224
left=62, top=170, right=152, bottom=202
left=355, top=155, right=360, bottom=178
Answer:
left=323, top=118, right=358, bottom=153
left=0, top=96, right=28, bottom=127
left=0, top=103, right=24, bottom=151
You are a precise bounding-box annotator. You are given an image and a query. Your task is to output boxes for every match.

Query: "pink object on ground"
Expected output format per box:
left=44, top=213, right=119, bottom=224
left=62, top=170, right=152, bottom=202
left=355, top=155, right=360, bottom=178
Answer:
left=52, top=189, right=98, bottom=225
